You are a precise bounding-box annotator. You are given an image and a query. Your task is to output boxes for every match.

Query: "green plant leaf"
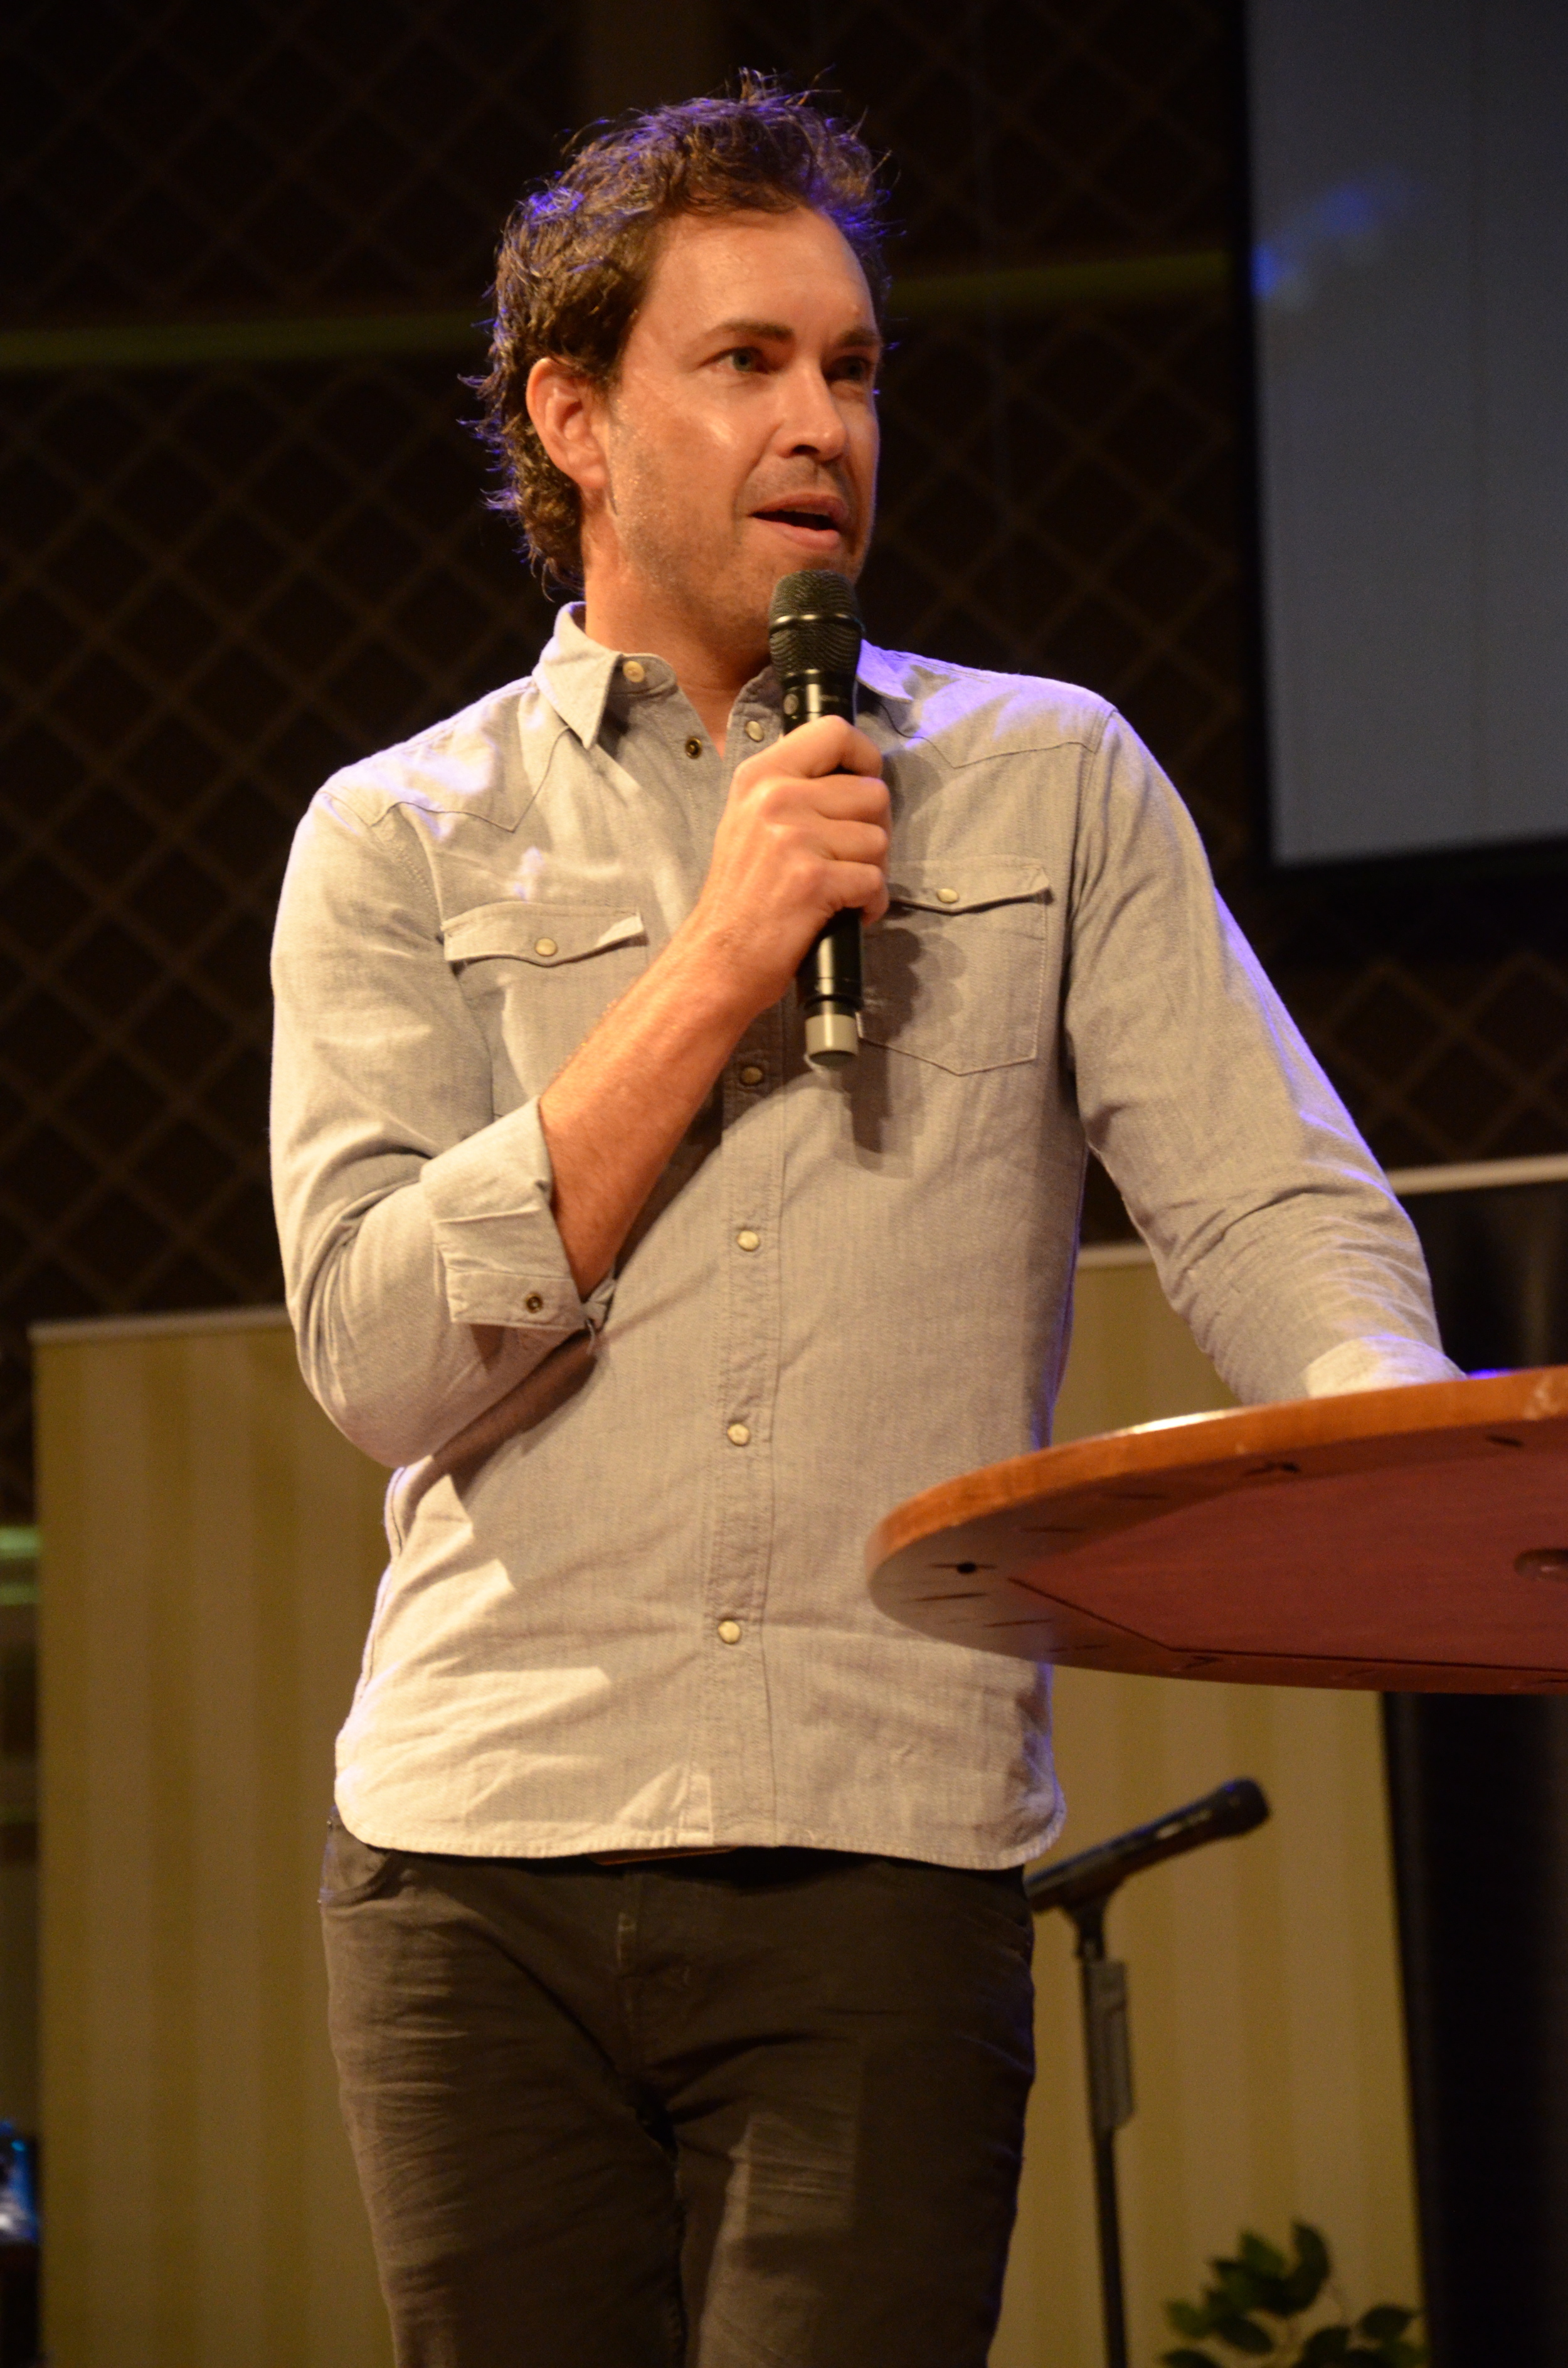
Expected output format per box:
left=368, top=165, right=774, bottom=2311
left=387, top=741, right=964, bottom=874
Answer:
left=1300, top=2330, right=1352, bottom=2365
left=1210, top=2313, right=1275, bottom=2355
left=1172, top=2222, right=1418, bottom=2368
left=1293, top=2224, right=1332, bottom=2282
left=1214, top=2264, right=1271, bottom=2316
left=1250, top=2226, right=1298, bottom=2283
left=1219, top=2247, right=1295, bottom=2318
left=1284, top=2222, right=1331, bottom=2312
left=1358, top=2307, right=1415, bottom=2340
left=1239, top=2232, right=1290, bottom=2282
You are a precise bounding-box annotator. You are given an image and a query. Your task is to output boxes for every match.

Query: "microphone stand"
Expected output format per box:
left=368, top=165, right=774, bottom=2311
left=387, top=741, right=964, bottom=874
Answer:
left=1071, top=1888, right=1133, bottom=2368
left=1025, top=1779, right=1271, bottom=2368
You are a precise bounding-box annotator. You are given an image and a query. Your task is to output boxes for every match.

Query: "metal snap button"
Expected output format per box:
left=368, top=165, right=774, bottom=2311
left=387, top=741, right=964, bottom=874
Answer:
left=534, top=937, right=558, bottom=958
left=718, top=1620, right=743, bottom=1644
left=936, top=886, right=960, bottom=904
left=726, top=1421, right=751, bottom=1447
left=684, top=736, right=703, bottom=758
left=735, top=1229, right=760, bottom=1253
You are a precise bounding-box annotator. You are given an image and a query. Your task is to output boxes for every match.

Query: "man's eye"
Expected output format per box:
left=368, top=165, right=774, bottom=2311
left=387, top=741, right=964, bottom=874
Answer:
left=724, top=348, right=762, bottom=373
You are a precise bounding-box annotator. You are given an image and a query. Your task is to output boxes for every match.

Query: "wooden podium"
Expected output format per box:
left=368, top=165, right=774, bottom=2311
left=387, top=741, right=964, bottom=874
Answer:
left=867, top=1367, right=1568, bottom=1691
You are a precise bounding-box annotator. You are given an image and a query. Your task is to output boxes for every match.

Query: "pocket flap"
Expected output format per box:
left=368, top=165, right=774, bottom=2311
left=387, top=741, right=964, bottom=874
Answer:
left=442, top=900, right=647, bottom=967
left=884, top=859, right=1051, bottom=915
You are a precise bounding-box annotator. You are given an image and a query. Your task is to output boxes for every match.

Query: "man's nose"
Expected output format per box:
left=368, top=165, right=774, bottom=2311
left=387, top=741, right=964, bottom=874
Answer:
left=780, top=363, right=848, bottom=459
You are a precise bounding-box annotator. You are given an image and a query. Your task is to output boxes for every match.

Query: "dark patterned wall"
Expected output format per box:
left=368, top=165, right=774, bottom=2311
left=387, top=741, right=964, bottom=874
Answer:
left=3, top=1, right=570, bottom=1516
left=4, top=0, right=1567, bottom=1517
left=4, top=355, right=550, bottom=1312
left=6, top=2, right=575, bottom=317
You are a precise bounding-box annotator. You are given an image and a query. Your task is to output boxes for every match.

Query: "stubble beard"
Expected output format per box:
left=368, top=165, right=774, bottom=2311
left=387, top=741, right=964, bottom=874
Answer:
left=602, top=438, right=773, bottom=676
left=603, top=429, right=869, bottom=676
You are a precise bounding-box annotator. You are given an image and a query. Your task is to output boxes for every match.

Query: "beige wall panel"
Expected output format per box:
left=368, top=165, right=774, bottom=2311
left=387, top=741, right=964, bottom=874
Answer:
left=36, top=1319, right=393, bottom=2368
left=1051, top=1243, right=1236, bottom=1442
left=34, top=1264, right=1421, bottom=2367
left=992, top=1256, right=1422, bottom=2366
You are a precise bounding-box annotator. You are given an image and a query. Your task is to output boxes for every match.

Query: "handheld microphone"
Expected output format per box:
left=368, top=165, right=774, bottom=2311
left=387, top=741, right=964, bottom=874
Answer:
left=1023, top=1779, right=1270, bottom=1916
left=767, top=568, right=865, bottom=1071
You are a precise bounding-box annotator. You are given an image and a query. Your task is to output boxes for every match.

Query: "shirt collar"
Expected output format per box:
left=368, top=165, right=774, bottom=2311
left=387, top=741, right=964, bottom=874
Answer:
left=854, top=640, right=916, bottom=721
left=534, top=605, right=633, bottom=748
left=535, top=601, right=916, bottom=746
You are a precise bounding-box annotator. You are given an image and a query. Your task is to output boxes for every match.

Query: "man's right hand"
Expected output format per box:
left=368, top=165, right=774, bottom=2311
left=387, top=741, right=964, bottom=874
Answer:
left=679, top=714, right=890, bottom=1024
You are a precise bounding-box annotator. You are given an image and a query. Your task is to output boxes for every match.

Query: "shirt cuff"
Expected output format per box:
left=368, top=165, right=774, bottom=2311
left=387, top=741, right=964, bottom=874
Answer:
left=420, top=1100, right=612, bottom=1335
left=1302, top=1334, right=1465, bottom=1398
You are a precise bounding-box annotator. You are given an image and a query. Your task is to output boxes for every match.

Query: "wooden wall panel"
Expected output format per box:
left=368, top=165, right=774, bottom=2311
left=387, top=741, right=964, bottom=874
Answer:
left=35, top=1314, right=391, bottom=2368
left=34, top=1264, right=1420, bottom=2365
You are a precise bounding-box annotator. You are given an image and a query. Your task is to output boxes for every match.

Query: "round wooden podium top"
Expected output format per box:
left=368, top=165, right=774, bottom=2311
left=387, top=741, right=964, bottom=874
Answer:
left=866, top=1367, right=1568, bottom=1692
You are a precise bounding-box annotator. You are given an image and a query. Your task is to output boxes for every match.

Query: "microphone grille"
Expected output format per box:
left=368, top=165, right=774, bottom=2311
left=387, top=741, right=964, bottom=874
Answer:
left=768, top=569, right=863, bottom=682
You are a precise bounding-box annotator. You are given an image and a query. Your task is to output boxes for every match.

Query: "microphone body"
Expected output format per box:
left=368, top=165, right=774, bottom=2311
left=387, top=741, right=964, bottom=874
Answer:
left=767, top=570, right=865, bottom=1071
left=1023, top=1778, right=1270, bottom=1916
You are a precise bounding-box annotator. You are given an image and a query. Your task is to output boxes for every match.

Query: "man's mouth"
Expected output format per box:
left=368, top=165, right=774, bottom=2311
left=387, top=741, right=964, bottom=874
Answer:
left=751, top=498, right=849, bottom=541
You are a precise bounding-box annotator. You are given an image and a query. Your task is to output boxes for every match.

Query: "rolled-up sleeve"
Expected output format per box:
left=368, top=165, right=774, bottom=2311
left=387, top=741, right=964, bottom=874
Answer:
left=270, top=782, right=607, bottom=1466
left=1064, top=713, right=1459, bottom=1404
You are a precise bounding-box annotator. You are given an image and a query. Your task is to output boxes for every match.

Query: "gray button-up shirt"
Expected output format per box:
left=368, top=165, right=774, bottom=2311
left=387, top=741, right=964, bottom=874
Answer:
left=270, top=608, right=1455, bottom=1867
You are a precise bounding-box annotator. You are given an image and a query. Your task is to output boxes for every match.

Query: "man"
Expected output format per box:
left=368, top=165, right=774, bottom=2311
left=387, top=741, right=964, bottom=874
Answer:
left=271, top=82, right=1456, bottom=2368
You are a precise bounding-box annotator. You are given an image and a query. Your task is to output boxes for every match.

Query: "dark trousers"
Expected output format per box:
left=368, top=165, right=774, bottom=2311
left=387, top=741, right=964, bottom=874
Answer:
left=321, top=1816, right=1036, bottom=2367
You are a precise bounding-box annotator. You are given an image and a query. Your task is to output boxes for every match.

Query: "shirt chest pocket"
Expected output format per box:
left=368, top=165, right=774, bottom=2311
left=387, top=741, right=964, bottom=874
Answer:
left=859, top=859, right=1051, bottom=1075
left=442, top=899, right=650, bottom=1103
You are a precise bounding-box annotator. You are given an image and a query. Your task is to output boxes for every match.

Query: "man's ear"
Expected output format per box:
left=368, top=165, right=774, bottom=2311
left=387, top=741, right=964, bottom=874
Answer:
left=526, top=358, right=608, bottom=501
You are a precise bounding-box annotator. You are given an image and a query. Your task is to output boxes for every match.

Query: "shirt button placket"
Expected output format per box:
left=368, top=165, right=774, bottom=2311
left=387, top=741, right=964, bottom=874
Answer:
left=704, top=998, right=785, bottom=1830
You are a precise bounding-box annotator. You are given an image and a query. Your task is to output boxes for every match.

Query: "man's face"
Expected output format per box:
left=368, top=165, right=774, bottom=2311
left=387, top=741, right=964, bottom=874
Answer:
left=585, top=205, right=881, bottom=664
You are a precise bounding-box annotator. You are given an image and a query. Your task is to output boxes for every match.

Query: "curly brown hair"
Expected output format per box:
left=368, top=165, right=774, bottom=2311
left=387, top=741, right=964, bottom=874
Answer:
left=474, top=77, right=891, bottom=588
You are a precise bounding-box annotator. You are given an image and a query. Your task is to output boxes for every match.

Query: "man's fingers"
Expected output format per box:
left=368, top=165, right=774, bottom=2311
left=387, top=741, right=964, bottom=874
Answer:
left=778, top=772, right=889, bottom=822
left=691, top=714, right=891, bottom=993
left=765, top=716, right=883, bottom=780
left=822, top=861, right=890, bottom=925
left=806, top=819, right=889, bottom=866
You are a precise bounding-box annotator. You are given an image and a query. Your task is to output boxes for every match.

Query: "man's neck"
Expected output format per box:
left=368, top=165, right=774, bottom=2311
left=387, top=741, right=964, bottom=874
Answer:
left=581, top=585, right=765, bottom=751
